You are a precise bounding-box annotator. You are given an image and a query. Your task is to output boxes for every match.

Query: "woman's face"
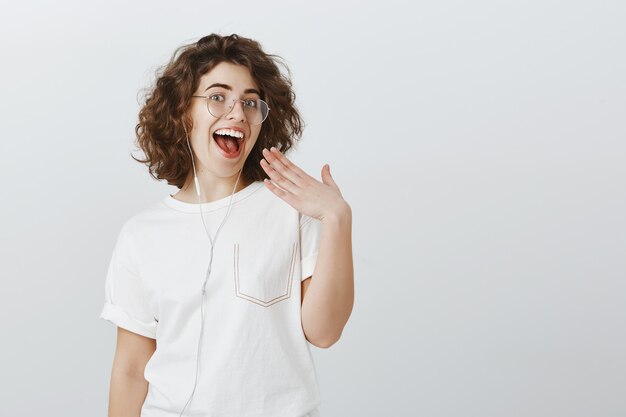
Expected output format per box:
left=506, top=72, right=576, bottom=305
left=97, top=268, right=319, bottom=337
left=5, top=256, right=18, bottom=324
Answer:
left=186, top=61, right=263, bottom=179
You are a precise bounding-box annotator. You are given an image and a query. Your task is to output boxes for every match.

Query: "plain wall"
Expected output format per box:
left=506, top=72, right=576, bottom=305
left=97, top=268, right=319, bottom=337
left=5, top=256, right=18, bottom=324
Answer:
left=0, top=0, right=624, bottom=416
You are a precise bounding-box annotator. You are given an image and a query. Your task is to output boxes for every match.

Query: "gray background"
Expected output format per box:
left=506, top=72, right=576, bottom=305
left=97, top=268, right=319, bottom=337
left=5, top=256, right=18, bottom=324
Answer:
left=1, top=0, right=625, bottom=416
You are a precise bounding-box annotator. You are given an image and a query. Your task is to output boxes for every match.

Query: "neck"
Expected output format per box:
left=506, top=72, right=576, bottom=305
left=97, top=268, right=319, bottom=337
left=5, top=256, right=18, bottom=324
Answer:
left=174, top=169, right=250, bottom=204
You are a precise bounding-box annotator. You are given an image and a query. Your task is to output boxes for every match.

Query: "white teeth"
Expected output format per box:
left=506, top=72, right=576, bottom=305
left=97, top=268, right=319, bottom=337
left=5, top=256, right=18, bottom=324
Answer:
left=215, top=128, right=244, bottom=139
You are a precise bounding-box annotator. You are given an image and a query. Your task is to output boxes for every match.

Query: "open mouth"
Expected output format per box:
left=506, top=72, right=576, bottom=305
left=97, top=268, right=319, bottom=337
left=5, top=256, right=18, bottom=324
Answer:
left=212, top=129, right=245, bottom=157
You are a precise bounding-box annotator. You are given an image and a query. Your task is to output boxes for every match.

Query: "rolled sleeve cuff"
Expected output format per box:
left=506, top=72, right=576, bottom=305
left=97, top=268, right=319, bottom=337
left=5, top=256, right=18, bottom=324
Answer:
left=100, top=302, right=157, bottom=339
left=301, top=251, right=318, bottom=281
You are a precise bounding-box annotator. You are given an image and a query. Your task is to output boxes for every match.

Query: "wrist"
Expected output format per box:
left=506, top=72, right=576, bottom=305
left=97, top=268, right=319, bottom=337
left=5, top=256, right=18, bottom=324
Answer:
left=320, top=202, right=352, bottom=225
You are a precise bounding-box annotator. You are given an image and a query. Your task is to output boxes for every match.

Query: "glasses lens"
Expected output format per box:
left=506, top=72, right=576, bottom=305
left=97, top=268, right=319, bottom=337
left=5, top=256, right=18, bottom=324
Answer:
left=207, top=99, right=225, bottom=119
left=251, top=99, right=269, bottom=125
left=207, top=97, right=269, bottom=125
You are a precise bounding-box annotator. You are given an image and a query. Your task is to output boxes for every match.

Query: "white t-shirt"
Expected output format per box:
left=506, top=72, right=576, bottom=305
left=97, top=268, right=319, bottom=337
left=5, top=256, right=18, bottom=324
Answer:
left=99, top=180, right=323, bottom=417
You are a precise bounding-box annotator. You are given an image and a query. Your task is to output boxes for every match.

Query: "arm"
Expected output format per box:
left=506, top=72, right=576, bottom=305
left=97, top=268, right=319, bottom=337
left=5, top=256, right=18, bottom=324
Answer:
left=301, top=204, right=354, bottom=348
left=259, top=147, right=355, bottom=348
left=107, top=327, right=156, bottom=417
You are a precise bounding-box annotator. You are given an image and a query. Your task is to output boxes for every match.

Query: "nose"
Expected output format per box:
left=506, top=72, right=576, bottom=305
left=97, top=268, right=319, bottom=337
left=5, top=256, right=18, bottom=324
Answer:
left=225, top=99, right=247, bottom=123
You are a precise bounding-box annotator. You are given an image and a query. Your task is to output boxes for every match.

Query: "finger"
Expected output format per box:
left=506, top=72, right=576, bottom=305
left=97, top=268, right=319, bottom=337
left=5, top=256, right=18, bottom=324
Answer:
left=266, top=147, right=311, bottom=185
left=260, top=158, right=299, bottom=194
left=262, top=147, right=302, bottom=186
left=321, top=165, right=343, bottom=197
left=263, top=178, right=297, bottom=205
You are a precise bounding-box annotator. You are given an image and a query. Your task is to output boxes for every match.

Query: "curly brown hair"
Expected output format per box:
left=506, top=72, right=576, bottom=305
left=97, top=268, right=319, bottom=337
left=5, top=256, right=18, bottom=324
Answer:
left=132, top=33, right=304, bottom=189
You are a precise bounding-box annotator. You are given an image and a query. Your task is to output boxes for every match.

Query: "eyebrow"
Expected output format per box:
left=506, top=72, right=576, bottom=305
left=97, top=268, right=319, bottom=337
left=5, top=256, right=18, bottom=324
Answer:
left=203, top=83, right=261, bottom=96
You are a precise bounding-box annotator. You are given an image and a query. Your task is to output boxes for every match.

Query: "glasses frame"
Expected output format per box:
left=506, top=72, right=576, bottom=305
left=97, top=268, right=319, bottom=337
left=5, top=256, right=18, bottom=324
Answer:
left=191, top=95, right=270, bottom=125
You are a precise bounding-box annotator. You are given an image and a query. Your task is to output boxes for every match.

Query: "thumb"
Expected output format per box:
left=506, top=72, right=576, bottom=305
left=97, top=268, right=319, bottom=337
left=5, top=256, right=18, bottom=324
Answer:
left=321, top=164, right=341, bottom=195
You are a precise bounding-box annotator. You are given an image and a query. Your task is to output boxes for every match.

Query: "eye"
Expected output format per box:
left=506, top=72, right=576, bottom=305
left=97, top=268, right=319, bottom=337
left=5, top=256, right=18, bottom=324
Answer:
left=209, top=94, right=225, bottom=102
left=243, top=99, right=258, bottom=108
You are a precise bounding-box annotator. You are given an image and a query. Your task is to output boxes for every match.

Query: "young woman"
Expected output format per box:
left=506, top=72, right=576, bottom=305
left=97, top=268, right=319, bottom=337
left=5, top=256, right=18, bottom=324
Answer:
left=99, top=34, right=354, bottom=417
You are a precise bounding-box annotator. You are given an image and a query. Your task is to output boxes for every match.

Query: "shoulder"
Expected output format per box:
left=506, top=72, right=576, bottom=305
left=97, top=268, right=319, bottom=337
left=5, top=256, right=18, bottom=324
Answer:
left=117, top=198, right=168, bottom=240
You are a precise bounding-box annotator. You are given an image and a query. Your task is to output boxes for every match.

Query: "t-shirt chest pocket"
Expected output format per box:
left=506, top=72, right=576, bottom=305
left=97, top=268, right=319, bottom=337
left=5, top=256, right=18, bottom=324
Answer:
left=233, top=240, right=298, bottom=307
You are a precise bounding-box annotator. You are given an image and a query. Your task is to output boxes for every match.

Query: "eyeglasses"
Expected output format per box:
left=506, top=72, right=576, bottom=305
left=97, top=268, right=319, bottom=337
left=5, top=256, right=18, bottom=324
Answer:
left=191, top=93, right=270, bottom=125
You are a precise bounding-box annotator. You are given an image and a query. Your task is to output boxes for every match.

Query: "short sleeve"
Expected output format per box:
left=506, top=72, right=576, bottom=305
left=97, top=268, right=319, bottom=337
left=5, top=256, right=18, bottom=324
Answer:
left=99, top=222, right=157, bottom=339
left=299, top=213, right=323, bottom=281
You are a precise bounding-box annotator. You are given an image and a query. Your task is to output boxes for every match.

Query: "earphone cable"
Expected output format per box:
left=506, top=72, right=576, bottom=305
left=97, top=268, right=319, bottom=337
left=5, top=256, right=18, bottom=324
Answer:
left=178, top=125, right=242, bottom=417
